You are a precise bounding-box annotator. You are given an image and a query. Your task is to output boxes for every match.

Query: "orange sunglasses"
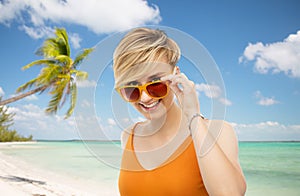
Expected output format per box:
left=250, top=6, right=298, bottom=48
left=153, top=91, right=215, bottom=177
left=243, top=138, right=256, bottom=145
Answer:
left=116, top=80, right=169, bottom=102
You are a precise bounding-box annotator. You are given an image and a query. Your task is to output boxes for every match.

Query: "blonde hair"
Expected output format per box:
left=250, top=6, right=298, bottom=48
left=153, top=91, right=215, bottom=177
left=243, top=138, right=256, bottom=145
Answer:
left=113, top=27, right=181, bottom=87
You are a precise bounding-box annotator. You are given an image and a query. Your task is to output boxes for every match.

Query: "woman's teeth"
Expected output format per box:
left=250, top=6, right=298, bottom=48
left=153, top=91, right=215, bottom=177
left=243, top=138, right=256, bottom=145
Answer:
left=140, top=100, right=160, bottom=109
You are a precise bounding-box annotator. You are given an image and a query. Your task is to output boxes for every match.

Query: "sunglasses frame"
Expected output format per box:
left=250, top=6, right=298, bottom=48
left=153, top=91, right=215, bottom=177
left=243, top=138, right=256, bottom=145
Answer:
left=116, top=80, right=170, bottom=102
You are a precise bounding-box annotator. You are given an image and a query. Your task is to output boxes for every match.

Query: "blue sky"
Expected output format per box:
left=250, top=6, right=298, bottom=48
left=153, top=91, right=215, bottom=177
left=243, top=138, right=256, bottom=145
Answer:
left=0, top=0, right=299, bottom=141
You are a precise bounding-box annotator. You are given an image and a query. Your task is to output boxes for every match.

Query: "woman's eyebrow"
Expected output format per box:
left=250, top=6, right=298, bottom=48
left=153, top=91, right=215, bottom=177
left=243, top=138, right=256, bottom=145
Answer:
left=125, top=72, right=166, bottom=85
left=147, top=72, right=165, bottom=80
left=126, top=80, right=139, bottom=85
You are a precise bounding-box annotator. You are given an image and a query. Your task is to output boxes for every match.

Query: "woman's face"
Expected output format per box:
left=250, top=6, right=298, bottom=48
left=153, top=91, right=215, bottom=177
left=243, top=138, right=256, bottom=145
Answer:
left=127, top=62, right=175, bottom=120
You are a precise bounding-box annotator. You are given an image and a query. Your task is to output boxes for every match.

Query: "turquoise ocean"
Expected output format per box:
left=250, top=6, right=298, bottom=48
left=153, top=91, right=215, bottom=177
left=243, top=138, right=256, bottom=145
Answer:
left=1, top=141, right=300, bottom=196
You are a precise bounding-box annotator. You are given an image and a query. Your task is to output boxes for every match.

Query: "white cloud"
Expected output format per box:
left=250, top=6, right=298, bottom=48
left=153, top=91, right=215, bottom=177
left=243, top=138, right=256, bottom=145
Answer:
left=74, top=114, right=122, bottom=140
left=195, top=83, right=232, bottom=106
left=107, top=118, right=116, bottom=126
left=9, top=93, right=39, bottom=102
left=0, top=0, right=25, bottom=26
left=122, top=118, right=130, bottom=123
left=76, top=80, right=97, bottom=88
left=195, top=83, right=221, bottom=98
left=70, top=33, right=82, bottom=49
left=24, top=94, right=38, bottom=101
left=0, top=87, right=5, bottom=97
left=0, top=0, right=161, bottom=39
left=232, top=121, right=300, bottom=141
left=81, top=99, right=91, bottom=108
left=293, top=90, right=300, bottom=95
left=219, top=97, right=232, bottom=106
left=254, top=91, right=279, bottom=106
left=4, top=103, right=124, bottom=140
left=239, top=30, right=300, bottom=78
left=19, top=25, right=54, bottom=39
left=8, top=103, right=299, bottom=141
left=7, top=104, right=77, bottom=140
left=257, top=97, right=278, bottom=106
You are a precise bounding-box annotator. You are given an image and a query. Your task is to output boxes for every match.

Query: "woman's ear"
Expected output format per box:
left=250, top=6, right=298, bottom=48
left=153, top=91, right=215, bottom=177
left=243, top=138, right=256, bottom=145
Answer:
left=175, top=66, right=181, bottom=74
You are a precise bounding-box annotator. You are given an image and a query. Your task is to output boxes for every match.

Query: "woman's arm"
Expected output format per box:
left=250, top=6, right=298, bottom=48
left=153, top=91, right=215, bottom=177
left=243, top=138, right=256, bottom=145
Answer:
left=190, top=118, right=247, bottom=195
left=161, top=70, right=247, bottom=195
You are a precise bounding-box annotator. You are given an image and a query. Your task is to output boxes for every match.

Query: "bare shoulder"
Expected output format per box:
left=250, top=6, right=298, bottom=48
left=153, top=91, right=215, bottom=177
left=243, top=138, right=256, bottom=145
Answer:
left=205, top=119, right=237, bottom=143
left=206, top=119, right=240, bottom=163
left=120, top=124, right=135, bottom=149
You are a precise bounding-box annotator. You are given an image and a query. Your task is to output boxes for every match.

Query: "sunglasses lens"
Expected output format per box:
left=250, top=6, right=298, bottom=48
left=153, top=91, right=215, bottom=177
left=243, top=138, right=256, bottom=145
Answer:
left=120, top=87, right=140, bottom=102
left=147, top=82, right=168, bottom=98
left=119, top=82, right=168, bottom=102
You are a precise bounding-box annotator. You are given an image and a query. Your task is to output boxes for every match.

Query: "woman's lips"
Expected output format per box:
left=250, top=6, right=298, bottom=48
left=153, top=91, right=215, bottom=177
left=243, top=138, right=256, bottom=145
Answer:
left=139, top=99, right=161, bottom=111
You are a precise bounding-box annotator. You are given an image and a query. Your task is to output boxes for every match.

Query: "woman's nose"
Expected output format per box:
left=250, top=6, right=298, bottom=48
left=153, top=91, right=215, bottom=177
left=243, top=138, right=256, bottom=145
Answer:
left=140, top=90, right=152, bottom=102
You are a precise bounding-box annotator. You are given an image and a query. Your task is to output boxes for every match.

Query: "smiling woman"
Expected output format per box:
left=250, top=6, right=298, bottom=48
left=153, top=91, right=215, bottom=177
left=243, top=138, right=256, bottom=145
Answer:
left=113, top=27, right=247, bottom=195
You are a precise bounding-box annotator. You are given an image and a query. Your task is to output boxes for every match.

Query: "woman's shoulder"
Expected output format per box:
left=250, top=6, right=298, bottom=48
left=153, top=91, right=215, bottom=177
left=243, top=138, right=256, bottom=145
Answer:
left=205, top=119, right=235, bottom=133
left=204, top=119, right=239, bottom=156
left=203, top=119, right=238, bottom=145
left=120, top=124, right=136, bottom=149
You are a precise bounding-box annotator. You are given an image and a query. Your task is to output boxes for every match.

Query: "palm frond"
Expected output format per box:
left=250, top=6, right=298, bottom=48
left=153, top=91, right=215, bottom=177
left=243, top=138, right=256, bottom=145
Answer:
left=65, top=82, right=77, bottom=119
left=55, top=28, right=70, bottom=57
left=36, top=64, right=61, bottom=86
left=46, top=90, right=63, bottom=114
left=36, top=38, right=59, bottom=58
left=22, top=59, right=56, bottom=70
left=58, top=74, right=71, bottom=108
left=16, top=78, right=39, bottom=93
left=73, top=48, right=94, bottom=68
left=46, top=77, right=69, bottom=114
left=55, top=55, right=72, bottom=67
left=71, top=70, right=89, bottom=81
left=35, top=28, right=70, bottom=58
left=59, top=82, right=71, bottom=109
left=57, top=74, right=71, bottom=80
left=9, top=27, right=93, bottom=118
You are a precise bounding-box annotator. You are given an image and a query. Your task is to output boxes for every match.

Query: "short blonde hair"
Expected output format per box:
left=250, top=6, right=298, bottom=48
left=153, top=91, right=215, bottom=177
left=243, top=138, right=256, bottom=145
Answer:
left=113, top=27, right=181, bottom=87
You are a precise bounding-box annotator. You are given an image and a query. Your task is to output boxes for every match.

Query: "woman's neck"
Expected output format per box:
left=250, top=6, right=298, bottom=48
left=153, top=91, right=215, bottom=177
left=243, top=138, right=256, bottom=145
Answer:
left=138, top=102, right=182, bottom=139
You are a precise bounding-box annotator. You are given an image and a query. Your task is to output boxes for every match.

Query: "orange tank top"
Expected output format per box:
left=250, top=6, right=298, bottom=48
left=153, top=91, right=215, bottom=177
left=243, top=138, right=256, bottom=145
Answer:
left=118, top=131, right=209, bottom=196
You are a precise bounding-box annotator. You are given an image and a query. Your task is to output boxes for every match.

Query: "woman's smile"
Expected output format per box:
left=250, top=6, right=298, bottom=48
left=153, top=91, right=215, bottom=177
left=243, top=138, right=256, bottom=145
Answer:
left=138, top=99, right=162, bottom=112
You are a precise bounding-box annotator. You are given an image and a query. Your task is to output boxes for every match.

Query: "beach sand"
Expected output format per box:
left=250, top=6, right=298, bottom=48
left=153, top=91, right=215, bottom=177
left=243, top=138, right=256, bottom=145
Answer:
left=0, top=142, right=118, bottom=196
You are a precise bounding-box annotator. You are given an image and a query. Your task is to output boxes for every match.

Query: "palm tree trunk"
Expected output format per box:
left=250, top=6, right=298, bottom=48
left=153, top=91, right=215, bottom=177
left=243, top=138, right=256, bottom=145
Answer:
left=0, top=85, right=48, bottom=106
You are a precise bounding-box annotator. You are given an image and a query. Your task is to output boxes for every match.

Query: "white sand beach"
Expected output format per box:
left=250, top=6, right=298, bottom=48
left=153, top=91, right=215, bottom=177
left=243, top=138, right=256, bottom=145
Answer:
left=0, top=142, right=119, bottom=196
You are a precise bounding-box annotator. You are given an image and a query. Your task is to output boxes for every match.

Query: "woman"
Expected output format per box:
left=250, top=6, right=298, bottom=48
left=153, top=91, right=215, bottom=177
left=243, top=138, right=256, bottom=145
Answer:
left=113, top=27, right=246, bottom=195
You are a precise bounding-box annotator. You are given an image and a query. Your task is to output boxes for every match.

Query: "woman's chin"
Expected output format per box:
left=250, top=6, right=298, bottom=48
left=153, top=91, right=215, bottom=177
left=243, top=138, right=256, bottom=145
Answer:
left=137, top=99, right=167, bottom=120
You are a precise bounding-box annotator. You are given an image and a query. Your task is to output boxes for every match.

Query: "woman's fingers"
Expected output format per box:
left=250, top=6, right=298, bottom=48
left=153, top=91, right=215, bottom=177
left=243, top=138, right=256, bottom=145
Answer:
left=169, top=81, right=182, bottom=95
left=162, top=73, right=194, bottom=93
left=162, top=72, right=200, bottom=117
left=160, top=74, right=174, bottom=82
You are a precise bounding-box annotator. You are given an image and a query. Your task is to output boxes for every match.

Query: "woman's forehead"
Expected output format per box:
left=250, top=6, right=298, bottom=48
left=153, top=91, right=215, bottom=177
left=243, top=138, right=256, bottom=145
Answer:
left=116, top=61, right=173, bottom=87
left=127, top=72, right=168, bottom=84
left=129, top=63, right=172, bottom=78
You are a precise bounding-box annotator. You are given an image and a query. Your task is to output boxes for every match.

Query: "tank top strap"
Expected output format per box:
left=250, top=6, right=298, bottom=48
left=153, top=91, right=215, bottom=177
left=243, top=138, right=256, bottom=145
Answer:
left=123, top=122, right=140, bottom=150
left=121, top=123, right=144, bottom=171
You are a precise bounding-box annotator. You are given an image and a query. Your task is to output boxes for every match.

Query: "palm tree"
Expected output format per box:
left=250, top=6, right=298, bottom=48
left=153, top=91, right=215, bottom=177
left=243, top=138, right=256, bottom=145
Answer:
left=0, top=28, right=93, bottom=118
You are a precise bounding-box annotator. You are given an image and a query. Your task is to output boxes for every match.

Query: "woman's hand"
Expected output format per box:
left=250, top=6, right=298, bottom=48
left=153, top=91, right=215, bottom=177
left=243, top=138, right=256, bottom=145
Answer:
left=161, top=67, right=200, bottom=120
